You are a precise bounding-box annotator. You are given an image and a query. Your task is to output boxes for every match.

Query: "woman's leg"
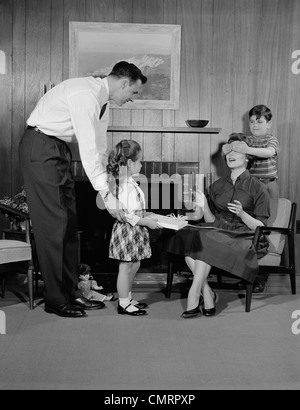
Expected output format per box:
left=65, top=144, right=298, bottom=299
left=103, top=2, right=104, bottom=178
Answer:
left=185, top=257, right=211, bottom=310
left=202, top=280, right=215, bottom=310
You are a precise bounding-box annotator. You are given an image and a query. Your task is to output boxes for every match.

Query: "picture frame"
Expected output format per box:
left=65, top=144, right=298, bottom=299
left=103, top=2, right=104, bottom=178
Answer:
left=69, top=22, right=181, bottom=110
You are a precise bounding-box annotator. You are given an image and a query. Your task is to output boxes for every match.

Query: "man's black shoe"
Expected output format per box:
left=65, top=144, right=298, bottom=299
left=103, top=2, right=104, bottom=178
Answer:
left=252, top=281, right=266, bottom=293
left=233, top=280, right=266, bottom=293
left=45, top=303, right=87, bottom=318
left=233, top=280, right=246, bottom=290
left=72, top=297, right=106, bottom=310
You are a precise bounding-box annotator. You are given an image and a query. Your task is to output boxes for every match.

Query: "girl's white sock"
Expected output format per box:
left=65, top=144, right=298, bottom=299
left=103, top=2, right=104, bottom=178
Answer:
left=119, top=297, right=139, bottom=313
left=129, top=291, right=139, bottom=306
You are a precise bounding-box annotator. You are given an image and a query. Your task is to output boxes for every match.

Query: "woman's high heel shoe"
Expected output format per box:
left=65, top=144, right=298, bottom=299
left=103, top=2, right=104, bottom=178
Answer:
left=202, top=291, right=218, bottom=317
left=181, top=295, right=204, bottom=319
left=202, top=306, right=216, bottom=317
left=181, top=306, right=201, bottom=319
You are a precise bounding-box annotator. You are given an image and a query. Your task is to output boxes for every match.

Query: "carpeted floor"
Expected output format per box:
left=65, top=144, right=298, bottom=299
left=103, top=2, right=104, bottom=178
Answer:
left=0, top=272, right=300, bottom=390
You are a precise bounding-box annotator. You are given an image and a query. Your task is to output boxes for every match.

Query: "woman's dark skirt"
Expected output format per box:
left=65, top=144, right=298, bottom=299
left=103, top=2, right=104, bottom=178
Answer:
left=165, top=225, right=268, bottom=283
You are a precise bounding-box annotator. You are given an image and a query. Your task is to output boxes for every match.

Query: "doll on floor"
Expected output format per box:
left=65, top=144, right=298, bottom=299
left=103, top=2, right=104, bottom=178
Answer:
left=77, top=264, right=116, bottom=302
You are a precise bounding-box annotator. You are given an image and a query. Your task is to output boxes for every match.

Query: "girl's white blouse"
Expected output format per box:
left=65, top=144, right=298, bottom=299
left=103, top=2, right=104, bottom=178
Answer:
left=117, top=177, right=146, bottom=226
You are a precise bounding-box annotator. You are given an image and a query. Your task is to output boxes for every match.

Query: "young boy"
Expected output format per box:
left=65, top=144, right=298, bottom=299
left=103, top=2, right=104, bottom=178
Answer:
left=223, top=105, right=279, bottom=292
left=224, top=105, right=279, bottom=198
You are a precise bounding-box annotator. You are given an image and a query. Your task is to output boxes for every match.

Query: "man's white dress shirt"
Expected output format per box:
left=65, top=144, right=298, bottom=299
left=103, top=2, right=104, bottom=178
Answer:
left=27, top=76, right=110, bottom=192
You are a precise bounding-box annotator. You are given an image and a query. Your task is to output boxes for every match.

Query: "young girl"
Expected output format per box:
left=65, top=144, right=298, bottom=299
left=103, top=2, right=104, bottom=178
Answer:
left=107, top=140, right=161, bottom=316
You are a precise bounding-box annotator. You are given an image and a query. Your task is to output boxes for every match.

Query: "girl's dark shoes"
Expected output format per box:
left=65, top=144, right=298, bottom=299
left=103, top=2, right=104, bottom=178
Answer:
left=130, top=299, right=148, bottom=309
left=118, top=304, right=147, bottom=316
left=181, top=306, right=201, bottom=319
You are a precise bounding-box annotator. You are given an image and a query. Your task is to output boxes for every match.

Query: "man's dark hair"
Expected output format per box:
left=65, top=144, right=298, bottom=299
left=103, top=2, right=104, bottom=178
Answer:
left=109, top=61, right=147, bottom=84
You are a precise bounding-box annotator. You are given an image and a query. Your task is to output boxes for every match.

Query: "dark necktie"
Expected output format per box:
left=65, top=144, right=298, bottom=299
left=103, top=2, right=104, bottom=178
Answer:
left=99, top=103, right=107, bottom=120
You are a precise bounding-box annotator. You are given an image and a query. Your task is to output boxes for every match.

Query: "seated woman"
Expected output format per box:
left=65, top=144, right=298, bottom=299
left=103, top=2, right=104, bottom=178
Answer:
left=166, top=133, right=270, bottom=318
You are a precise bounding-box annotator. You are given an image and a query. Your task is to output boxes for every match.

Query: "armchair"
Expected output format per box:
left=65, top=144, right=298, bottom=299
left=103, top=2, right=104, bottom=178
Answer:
left=0, top=203, right=35, bottom=309
left=244, top=198, right=297, bottom=312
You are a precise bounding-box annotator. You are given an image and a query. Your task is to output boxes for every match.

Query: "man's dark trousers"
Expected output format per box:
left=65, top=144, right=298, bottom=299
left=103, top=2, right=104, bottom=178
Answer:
left=20, top=128, right=81, bottom=305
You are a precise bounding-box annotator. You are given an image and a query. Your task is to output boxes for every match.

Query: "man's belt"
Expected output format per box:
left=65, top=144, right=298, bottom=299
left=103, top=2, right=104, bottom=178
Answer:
left=27, top=125, right=41, bottom=132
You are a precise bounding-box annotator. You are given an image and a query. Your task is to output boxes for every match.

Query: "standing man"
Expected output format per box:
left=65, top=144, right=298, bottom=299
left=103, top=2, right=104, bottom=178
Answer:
left=20, top=61, right=147, bottom=318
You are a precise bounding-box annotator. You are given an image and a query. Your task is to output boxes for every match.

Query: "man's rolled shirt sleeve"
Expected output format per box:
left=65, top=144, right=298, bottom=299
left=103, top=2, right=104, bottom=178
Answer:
left=68, top=91, right=109, bottom=192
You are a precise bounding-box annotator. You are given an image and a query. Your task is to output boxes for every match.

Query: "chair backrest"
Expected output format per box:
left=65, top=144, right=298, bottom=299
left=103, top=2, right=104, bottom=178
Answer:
left=267, top=198, right=292, bottom=255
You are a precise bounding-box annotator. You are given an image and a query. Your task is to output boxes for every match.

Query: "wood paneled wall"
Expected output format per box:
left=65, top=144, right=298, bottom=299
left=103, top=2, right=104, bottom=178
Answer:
left=1, top=0, right=300, bottom=269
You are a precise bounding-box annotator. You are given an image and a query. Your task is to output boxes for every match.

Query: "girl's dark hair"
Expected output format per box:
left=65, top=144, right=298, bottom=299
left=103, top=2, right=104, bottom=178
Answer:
left=107, top=139, right=142, bottom=179
left=226, top=133, right=254, bottom=169
left=107, top=140, right=142, bottom=198
left=249, top=104, right=272, bottom=122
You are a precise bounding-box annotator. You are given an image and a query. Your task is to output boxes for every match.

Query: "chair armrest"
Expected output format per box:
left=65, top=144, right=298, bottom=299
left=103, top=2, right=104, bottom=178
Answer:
left=253, top=225, right=291, bottom=249
left=0, top=203, right=30, bottom=220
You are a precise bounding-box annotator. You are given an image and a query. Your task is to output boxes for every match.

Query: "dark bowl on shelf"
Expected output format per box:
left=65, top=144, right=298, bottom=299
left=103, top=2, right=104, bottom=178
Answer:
left=186, top=120, right=209, bottom=128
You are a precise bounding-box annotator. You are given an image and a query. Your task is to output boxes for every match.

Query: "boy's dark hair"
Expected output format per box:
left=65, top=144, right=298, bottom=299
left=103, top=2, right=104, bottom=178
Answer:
left=249, top=104, right=272, bottom=122
left=109, top=61, right=147, bottom=85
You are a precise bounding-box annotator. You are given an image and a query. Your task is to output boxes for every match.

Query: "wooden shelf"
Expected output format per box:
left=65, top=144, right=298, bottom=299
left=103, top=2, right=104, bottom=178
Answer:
left=107, top=126, right=221, bottom=134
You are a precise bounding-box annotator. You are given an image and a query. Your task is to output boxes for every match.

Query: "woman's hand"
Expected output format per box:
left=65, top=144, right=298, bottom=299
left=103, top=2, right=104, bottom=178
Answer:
left=227, top=200, right=244, bottom=217
left=194, top=190, right=206, bottom=208
left=228, top=200, right=264, bottom=230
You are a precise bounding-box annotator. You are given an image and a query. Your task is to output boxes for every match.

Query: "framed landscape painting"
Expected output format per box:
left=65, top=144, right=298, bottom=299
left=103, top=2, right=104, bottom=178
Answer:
left=69, top=22, right=181, bottom=109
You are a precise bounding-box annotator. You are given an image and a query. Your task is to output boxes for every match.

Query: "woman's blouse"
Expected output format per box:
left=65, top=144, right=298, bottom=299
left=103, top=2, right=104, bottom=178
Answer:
left=208, top=170, right=270, bottom=231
